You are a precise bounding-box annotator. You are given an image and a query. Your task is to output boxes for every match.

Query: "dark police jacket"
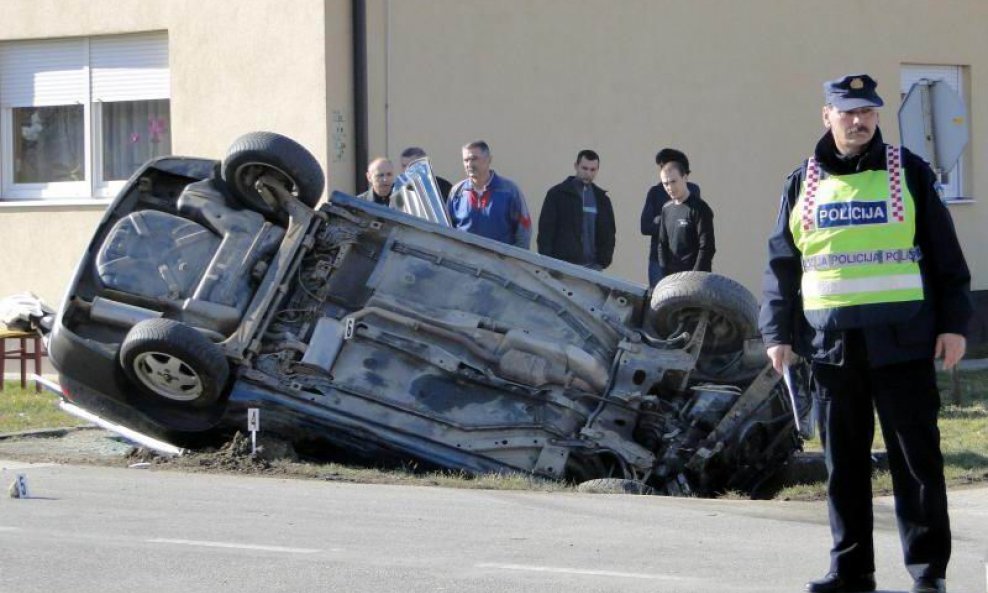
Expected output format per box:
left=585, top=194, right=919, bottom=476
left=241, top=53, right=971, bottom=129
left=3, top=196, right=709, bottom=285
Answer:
left=758, top=129, right=972, bottom=367
left=537, top=177, right=616, bottom=268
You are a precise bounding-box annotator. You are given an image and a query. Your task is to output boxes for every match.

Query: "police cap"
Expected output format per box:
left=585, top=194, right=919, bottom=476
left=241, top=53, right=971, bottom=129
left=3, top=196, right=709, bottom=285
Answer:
left=823, top=74, right=884, bottom=110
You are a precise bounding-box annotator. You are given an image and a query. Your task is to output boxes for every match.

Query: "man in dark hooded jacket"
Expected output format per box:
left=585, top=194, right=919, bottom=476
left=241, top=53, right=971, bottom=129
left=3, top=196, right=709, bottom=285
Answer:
left=640, top=147, right=703, bottom=285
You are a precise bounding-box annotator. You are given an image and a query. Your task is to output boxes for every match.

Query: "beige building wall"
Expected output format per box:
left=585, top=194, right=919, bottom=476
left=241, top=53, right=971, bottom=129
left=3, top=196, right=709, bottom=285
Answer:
left=0, top=0, right=351, bottom=305
left=374, top=0, right=988, bottom=293
left=2, top=0, right=985, bottom=311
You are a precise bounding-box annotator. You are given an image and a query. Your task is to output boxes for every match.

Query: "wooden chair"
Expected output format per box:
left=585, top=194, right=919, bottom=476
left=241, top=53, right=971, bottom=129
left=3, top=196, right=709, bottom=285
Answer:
left=1, top=329, right=46, bottom=393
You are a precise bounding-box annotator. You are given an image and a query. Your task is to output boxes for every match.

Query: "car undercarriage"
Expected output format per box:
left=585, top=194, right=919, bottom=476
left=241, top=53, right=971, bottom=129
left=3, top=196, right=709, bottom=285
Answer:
left=48, top=132, right=809, bottom=497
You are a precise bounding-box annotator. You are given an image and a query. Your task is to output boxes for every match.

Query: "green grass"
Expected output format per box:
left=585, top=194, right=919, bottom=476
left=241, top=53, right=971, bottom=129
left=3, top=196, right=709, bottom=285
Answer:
left=261, top=460, right=571, bottom=493
left=776, top=368, right=988, bottom=500
left=0, top=380, right=87, bottom=433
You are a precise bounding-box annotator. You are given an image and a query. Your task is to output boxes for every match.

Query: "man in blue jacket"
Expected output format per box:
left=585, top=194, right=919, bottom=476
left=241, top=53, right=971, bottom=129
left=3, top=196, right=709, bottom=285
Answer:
left=448, top=140, right=531, bottom=249
left=759, top=74, right=971, bottom=593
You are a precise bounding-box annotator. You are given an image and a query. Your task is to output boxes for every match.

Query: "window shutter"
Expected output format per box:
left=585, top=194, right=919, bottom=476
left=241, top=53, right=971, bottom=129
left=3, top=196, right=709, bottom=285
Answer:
left=900, top=64, right=961, bottom=95
left=90, top=32, right=169, bottom=102
left=0, top=38, right=88, bottom=107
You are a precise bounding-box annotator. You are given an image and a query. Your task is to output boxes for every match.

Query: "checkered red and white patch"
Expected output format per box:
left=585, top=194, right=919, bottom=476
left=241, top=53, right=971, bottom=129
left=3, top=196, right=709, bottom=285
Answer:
left=802, top=158, right=820, bottom=231
left=886, top=145, right=904, bottom=222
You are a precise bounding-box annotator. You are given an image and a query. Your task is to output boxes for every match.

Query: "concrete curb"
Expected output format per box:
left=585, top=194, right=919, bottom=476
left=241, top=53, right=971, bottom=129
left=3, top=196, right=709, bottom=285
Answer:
left=956, top=358, right=988, bottom=371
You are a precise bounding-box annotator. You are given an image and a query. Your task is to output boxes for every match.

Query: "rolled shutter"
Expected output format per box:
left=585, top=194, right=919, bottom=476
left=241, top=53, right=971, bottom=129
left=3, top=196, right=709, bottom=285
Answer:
left=90, top=32, right=169, bottom=102
left=900, top=64, right=961, bottom=95
left=0, top=38, right=87, bottom=107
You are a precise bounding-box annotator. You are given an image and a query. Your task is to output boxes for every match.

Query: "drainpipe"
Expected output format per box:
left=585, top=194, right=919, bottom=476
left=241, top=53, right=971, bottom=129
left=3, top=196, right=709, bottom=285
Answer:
left=352, top=0, right=368, bottom=193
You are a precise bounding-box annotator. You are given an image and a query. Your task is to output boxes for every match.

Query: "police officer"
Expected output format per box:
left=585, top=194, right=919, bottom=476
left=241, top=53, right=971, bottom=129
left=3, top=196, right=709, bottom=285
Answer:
left=759, top=74, right=971, bottom=593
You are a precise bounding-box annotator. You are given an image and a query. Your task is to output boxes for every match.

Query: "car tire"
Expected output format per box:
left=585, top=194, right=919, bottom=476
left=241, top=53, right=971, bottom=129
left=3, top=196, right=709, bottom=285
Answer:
left=576, top=478, right=656, bottom=495
left=222, top=131, right=325, bottom=219
left=649, top=271, right=759, bottom=355
left=120, top=319, right=229, bottom=409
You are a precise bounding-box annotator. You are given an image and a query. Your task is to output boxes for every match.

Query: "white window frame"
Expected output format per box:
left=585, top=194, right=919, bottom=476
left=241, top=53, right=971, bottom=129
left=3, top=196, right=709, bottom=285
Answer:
left=0, top=32, right=169, bottom=203
left=0, top=105, right=91, bottom=200
left=0, top=38, right=91, bottom=200
left=90, top=33, right=171, bottom=198
left=900, top=64, right=970, bottom=202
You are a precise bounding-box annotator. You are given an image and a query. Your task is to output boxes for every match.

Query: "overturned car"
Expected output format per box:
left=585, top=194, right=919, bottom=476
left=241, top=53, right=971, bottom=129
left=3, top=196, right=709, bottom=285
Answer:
left=48, top=132, right=807, bottom=496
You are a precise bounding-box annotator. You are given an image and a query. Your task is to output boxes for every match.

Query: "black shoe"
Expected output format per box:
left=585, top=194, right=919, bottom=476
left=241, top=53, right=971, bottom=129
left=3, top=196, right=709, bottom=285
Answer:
left=911, top=577, right=946, bottom=593
left=805, top=572, right=876, bottom=593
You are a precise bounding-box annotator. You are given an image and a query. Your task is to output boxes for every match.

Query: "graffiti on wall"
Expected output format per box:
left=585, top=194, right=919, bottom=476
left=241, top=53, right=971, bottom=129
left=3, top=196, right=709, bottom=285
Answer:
left=332, top=110, right=347, bottom=163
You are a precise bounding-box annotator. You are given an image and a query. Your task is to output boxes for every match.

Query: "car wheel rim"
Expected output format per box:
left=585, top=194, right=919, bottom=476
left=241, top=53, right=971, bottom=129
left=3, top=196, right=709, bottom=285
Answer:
left=672, top=309, right=738, bottom=349
left=234, top=162, right=298, bottom=209
left=708, top=313, right=738, bottom=345
left=132, top=351, right=204, bottom=402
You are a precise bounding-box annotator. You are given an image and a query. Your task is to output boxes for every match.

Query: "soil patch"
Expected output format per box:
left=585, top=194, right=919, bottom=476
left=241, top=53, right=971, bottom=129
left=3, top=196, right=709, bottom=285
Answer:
left=0, top=425, right=831, bottom=497
left=0, top=427, right=436, bottom=487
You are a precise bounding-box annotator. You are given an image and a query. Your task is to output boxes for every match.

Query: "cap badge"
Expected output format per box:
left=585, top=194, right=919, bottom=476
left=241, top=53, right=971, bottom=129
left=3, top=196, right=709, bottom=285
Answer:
left=850, top=77, right=864, bottom=90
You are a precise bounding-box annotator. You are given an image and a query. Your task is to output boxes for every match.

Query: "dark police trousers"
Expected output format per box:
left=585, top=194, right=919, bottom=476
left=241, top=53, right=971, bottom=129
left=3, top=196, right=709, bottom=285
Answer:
left=812, top=332, right=950, bottom=580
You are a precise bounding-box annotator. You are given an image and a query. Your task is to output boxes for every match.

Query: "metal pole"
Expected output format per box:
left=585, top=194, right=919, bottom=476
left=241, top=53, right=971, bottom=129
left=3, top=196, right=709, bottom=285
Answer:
left=919, top=80, right=947, bottom=198
left=950, top=366, right=962, bottom=406
left=352, top=0, right=369, bottom=193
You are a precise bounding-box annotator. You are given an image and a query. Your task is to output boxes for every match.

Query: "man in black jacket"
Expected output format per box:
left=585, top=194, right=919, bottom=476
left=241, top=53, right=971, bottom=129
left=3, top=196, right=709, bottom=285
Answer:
left=656, top=151, right=714, bottom=275
left=399, top=146, right=453, bottom=202
left=640, top=148, right=703, bottom=286
left=759, top=74, right=971, bottom=593
left=537, top=149, right=615, bottom=270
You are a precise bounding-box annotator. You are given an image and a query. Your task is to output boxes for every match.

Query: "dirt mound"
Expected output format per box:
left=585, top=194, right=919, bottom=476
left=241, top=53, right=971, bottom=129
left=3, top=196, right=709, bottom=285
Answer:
left=128, top=431, right=299, bottom=474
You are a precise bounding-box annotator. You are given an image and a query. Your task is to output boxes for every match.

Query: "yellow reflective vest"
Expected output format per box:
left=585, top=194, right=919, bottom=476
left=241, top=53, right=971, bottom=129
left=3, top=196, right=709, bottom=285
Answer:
left=789, top=145, right=923, bottom=330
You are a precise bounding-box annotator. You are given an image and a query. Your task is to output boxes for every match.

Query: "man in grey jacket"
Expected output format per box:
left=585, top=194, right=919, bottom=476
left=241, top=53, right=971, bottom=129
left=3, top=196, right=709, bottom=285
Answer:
left=358, top=157, right=394, bottom=206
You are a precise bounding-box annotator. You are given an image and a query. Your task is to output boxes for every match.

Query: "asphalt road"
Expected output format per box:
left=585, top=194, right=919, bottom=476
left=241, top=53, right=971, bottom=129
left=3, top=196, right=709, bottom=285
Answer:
left=1, top=459, right=985, bottom=593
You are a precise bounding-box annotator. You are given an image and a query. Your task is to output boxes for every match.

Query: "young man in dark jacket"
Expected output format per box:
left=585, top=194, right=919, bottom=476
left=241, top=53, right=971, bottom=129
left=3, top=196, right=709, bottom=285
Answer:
left=537, top=149, right=616, bottom=270
left=640, top=148, right=702, bottom=285
left=759, top=74, right=971, bottom=593
left=655, top=152, right=714, bottom=275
